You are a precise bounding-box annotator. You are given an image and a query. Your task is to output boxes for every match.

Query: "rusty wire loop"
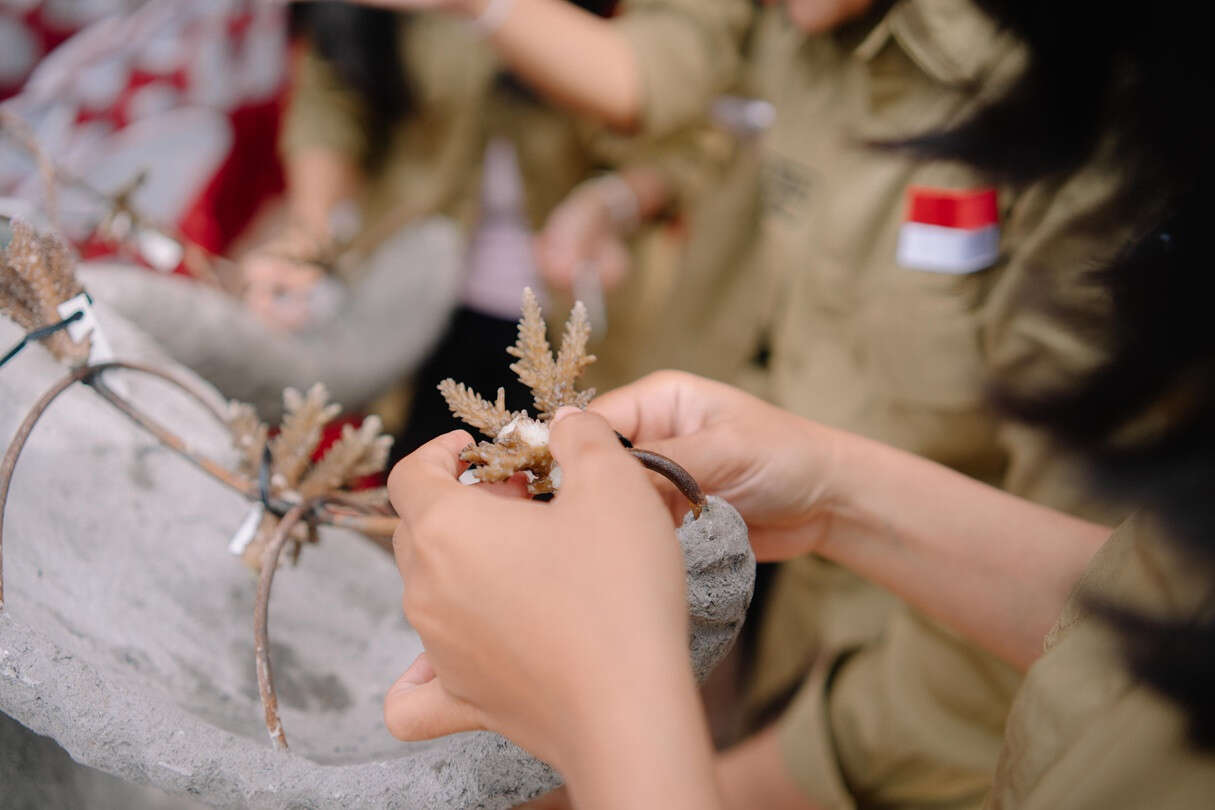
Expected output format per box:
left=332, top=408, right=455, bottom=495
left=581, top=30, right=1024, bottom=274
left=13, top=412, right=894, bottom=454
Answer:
left=253, top=498, right=326, bottom=751
left=0, top=362, right=391, bottom=605
left=627, top=448, right=708, bottom=519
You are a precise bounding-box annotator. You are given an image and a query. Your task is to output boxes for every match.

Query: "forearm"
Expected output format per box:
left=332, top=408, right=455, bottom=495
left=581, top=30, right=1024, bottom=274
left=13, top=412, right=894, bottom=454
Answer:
left=813, top=427, right=1110, bottom=670
left=464, top=0, right=642, bottom=131
left=283, top=148, right=363, bottom=237
left=561, top=651, right=721, bottom=809
left=717, top=726, right=820, bottom=810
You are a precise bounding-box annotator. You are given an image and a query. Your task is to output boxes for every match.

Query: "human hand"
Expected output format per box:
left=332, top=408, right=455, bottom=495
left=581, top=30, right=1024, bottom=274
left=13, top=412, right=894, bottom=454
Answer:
left=591, top=371, right=841, bottom=561
left=241, top=231, right=328, bottom=331
left=535, top=178, right=633, bottom=294
left=383, top=410, right=695, bottom=772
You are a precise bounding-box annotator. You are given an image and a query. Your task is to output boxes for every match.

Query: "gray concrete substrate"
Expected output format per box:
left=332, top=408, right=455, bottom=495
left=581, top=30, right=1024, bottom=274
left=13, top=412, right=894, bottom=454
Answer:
left=0, top=304, right=754, bottom=808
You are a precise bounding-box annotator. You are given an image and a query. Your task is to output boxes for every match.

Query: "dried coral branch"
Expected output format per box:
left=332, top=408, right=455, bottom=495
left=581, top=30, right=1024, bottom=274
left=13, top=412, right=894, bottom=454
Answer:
left=504, top=288, right=556, bottom=408
left=270, top=384, right=341, bottom=490
left=1, top=220, right=89, bottom=365
left=442, top=288, right=599, bottom=494
left=552, top=301, right=596, bottom=412
left=0, top=361, right=394, bottom=606
left=299, top=416, right=392, bottom=498
left=504, top=288, right=596, bottom=420
left=436, top=381, right=522, bottom=438
left=226, top=401, right=269, bottom=477
left=461, top=431, right=557, bottom=491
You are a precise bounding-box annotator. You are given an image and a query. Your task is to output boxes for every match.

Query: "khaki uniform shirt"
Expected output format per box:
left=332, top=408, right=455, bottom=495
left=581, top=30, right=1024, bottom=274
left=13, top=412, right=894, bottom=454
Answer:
left=280, top=1, right=751, bottom=245
left=780, top=514, right=1215, bottom=809
left=281, top=13, right=601, bottom=241
left=680, top=2, right=1132, bottom=808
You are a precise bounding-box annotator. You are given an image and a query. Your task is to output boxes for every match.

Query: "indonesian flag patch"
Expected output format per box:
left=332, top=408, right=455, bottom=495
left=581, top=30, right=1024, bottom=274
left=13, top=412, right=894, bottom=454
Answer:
left=896, top=187, right=999, bottom=274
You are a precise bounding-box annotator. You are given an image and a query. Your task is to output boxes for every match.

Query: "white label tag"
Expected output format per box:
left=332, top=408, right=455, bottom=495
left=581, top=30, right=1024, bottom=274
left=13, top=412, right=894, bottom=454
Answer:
left=228, top=503, right=265, bottom=555
left=896, top=223, right=1000, bottom=274
left=57, top=292, right=114, bottom=364
left=137, top=228, right=184, bottom=273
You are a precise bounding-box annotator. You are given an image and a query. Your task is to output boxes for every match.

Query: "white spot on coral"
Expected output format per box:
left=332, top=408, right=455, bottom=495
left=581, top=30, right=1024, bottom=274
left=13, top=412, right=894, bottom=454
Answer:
left=548, top=464, right=563, bottom=490
left=497, top=416, right=550, bottom=448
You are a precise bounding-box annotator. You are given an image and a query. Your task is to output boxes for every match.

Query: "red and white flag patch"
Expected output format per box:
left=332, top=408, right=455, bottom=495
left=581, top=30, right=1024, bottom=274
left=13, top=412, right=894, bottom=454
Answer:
left=896, top=187, right=999, bottom=274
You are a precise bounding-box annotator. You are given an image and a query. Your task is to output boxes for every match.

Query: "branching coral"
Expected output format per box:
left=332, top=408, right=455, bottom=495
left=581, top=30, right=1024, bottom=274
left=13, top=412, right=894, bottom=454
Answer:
left=1, top=220, right=89, bottom=365
left=0, top=159, right=401, bottom=753
left=506, top=287, right=596, bottom=419
left=439, top=288, right=595, bottom=494
left=224, top=383, right=392, bottom=570
left=438, top=288, right=708, bottom=515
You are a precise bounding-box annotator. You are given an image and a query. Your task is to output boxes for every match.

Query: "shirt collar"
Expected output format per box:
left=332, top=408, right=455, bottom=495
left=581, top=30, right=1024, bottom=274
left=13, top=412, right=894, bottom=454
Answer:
left=853, top=0, right=1016, bottom=86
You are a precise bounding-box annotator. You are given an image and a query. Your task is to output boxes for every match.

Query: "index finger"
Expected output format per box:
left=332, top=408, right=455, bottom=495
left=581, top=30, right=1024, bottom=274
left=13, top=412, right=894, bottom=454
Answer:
left=386, top=430, right=473, bottom=524
left=589, top=370, right=706, bottom=444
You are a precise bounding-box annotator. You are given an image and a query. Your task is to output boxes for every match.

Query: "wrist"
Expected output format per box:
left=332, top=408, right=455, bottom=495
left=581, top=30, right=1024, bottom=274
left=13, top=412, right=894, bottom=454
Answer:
left=586, top=174, right=641, bottom=235
left=446, top=0, right=488, bottom=15
left=560, top=657, right=720, bottom=810
left=462, top=0, right=513, bottom=35
left=788, top=418, right=855, bottom=556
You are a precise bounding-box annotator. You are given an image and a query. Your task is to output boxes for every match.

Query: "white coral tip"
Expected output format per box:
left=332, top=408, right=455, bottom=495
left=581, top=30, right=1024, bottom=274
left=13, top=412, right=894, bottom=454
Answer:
left=497, top=416, right=550, bottom=447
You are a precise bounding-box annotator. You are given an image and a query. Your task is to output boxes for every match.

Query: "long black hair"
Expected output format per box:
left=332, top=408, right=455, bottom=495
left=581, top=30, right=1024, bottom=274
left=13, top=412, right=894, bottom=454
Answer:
left=288, top=1, right=617, bottom=167
left=905, top=0, right=1215, bottom=746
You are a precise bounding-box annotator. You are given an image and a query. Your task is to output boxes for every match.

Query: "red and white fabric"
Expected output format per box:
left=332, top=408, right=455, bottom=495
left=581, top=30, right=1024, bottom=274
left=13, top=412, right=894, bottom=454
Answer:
left=895, top=186, right=1000, bottom=274
left=0, top=0, right=287, bottom=274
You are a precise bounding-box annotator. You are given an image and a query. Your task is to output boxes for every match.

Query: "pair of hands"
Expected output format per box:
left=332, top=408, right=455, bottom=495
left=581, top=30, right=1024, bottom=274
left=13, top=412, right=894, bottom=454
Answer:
left=384, top=372, right=839, bottom=775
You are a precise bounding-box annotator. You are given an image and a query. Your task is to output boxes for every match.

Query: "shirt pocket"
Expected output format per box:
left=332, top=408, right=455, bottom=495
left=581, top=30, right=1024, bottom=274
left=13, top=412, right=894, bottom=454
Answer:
left=861, top=259, right=996, bottom=411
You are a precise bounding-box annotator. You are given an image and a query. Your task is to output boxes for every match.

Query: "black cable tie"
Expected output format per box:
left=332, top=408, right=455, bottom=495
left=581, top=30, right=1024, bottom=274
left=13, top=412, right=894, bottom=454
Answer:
left=0, top=310, right=84, bottom=370
left=258, top=444, right=289, bottom=517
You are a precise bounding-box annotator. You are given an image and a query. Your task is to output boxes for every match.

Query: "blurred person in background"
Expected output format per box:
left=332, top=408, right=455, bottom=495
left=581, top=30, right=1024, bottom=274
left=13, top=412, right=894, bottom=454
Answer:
left=381, top=0, right=1215, bottom=804
left=243, top=1, right=733, bottom=454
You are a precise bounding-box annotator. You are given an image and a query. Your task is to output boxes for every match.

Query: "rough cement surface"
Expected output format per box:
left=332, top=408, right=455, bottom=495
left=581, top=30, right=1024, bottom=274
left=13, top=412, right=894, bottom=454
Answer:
left=680, top=498, right=756, bottom=682
left=0, top=711, right=208, bottom=810
left=79, top=218, right=463, bottom=418
left=0, top=306, right=754, bottom=808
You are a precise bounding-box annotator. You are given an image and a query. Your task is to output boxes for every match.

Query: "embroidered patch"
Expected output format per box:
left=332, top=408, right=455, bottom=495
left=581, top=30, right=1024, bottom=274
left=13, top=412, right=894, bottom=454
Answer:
left=896, top=187, right=999, bottom=274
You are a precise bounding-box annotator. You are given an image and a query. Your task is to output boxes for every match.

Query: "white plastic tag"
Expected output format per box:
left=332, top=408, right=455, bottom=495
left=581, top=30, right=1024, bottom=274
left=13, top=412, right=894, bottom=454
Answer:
left=228, top=503, right=265, bottom=556
left=57, top=292, right=114, bottom=364
left=137, top=227, right=184, bottom=273
left=895, top=223, right=1000, bottom=275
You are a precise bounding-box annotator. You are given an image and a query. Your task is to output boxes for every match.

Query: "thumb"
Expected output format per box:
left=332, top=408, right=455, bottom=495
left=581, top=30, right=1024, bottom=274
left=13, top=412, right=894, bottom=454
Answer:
left=547, top=407, right=636, bottom=486
left=383, top=653, right=485, bottom=740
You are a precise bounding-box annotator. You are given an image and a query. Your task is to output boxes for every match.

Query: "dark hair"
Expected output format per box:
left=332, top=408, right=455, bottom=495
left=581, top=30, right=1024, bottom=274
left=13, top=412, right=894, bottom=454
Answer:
left=288, top=3, right=412, bottom=166
left=288, top=1, right=617, bottom=167
left=905, top=0, right=1215, bottom=746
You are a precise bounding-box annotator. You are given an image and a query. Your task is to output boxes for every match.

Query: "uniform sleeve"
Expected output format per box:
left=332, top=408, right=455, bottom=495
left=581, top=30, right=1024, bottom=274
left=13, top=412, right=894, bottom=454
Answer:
left=777, top=650, right=860, bottom=810
left=279, top=45, right=371, bottom=164
left=779, top=610, right=1022, bottom=810
left=611, top=0, right=752, bottom=137
left=581, top=120, right=741, bottom=210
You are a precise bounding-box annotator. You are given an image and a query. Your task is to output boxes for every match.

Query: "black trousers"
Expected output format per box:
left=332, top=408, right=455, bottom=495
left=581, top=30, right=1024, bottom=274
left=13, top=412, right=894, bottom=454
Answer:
left=393, top=307, right=532, bottom=460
